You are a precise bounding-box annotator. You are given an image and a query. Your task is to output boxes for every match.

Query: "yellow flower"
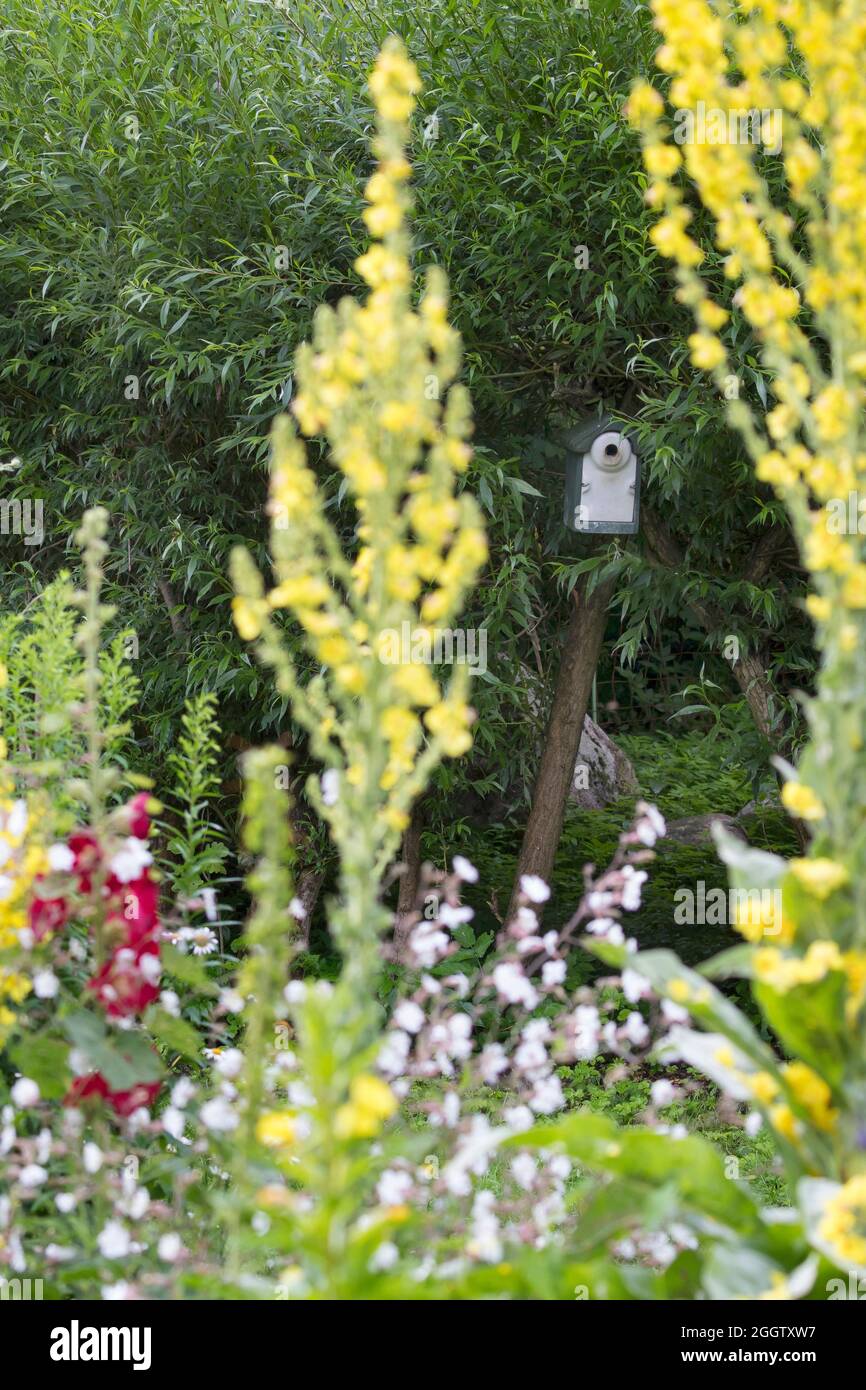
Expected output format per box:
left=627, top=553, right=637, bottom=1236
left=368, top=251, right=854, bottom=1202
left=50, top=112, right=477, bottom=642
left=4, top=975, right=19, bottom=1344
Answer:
left=391, top=662, right=440, bottom=707
left=789, top=858, right=849, bottom=900
left=256, top=1110, right=298, bottom=1149
left=644, top=143, right=681, bottom=178
left=843, top=566, right=866, bottom=608
left=782, top=1061, right=837, bottom=1132
left=780, top=781, right=825, bottom=821
left=335, top=1073, right=398, bottom=1139
left=687, top=333, right=726, bottom=370
left=754, top=940, right=843, bottom=992
left=668, top=978, right=690, bottom=1003
left=769, top=1103, right=801, bottom=1142
left=818, top=1176, right=866, bottom=1268
left=232, top=596, right=265, bottom=641
left=750, top=1071, right=779, bottom=1104
left=625, top=81, right=664, bottom=127
left=812, top=385, right=856, bottom=443
left=805, top=595, right=831, bottom=623
left=424, top=700, right=474, bottom=757
left=269, top=576, right=331, bottom=609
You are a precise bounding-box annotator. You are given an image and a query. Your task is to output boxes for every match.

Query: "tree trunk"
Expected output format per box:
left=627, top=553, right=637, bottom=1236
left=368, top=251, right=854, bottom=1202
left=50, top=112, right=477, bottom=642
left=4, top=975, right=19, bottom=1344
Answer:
left=394, top=797, right=425, bottom=949
left=507, top=571, right=617, bottom=923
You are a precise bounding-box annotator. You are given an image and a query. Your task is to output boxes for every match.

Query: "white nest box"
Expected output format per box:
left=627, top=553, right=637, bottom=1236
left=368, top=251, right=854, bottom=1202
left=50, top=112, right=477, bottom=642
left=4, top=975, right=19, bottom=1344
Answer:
left=562, top=414, right=641, bottom=535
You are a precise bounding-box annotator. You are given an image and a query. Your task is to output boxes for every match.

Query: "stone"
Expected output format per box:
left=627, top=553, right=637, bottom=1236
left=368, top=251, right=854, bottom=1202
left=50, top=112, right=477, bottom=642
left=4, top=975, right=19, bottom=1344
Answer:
left=570, top=715, right=640, bottom=809
left=662, top=813, right=747, bottom=847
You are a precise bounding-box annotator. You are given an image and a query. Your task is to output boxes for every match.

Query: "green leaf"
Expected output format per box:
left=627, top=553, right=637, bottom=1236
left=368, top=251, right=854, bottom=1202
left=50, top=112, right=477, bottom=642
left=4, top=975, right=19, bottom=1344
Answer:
left=144, top=1006, right=203, bottom=1061
left=161, top=941, right=218, bottom=996
left=8, top=1035, right=71, bottom=1099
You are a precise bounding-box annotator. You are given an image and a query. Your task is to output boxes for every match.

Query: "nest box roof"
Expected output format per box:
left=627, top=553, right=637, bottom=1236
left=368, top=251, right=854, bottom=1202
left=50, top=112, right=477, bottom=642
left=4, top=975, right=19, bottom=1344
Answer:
left=559, top=413, right=627, bottom=454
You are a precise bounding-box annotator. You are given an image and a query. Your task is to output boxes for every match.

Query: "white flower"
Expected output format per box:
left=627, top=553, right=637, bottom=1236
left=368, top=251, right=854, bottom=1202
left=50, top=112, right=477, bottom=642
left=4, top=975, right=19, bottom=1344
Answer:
left=98, top=1220, right=131, bottom=1259
left=393, top=1000, right=425, bottom=1034
left=514, top=906, right=539, bottom=933
left=377, top=1168, right=413, bottom=1207
left=511, top=1152, right=538, bottom=1191
left=369, top=1241, right=399, bottom=1272
left=478, top=1043, right=509, bottom=1084
left=378, top=1030, right=411, bottom=1077
left=635, top=801, right=666, bottom=846
left=542, top=959, right=566, bottom=988
left=523, top=1018, right=551, bottom=1043
left=442, top=1091, right=461, bottom=1127
left=7, top=800, right=27, bottom=839
left=109, top=837, right=153, bottom=884
left=409, top=922, right=449, bottom=968
left=123, top=1188, right=150, bottom=1221
left=492, top=961, right=538, bottom=1010
left=453, top=855, right=478, bottom=883
left=157, top=1232, right=184, bottom=1263
left=439, top=903, right=474, bottom=928
left=520, top=874, right=550, bottom=904
left=516, top=934, right=543, bottom=955
left=530, top=1073, right=564, bottom=1114
left=621, top=865, right=648, bottom=912
left=503, top=1104, right=534, bottom=1132
left=514, top=1038, right=548, bottom=1074
left=542, top=930, right=559, bottom=954
left=571, top=1004, right=600, bottom=1060
left=171, top=1077, right=196, bottom=1109
left=162, top=1107, right=186, bottom=1141
left=83, top=1142, right=103, bottom=1174
left=139, top=954, right=161, bottom=986
left=101, top=1281, right=131, bottom=1300
left=200, top=1096, right=239, bottom=1133
left=47, top=842, right=75, bottom=872
left=650, top=1079, right=678, bottom=1108
left=159, top=989, right=180, bottom=1017
left=623, top=1011, right=649, bottom=1047
left=200, top=887, right=219, bottom=922
left=284, top=980, right=307, bottom=1004
left=181, top=926, right=218, bottom=956
left=219, top=988, right=245, bottom=1013
left=621, top=968, right=651, bottom=1004
left=33, top=969, right=59, bottom=999
left=10, top=1077, right=39, bottom=1108
left=745, top=1111, right=763, bottom=1137
left=289, top=897, right=307, bottom=920
left=214, top=1048, right=244, bottom=1080
left=321, top=769, right=340, bottom=806
left=19, top=1164, right=48, bottom=1189
left=661, top=998, right=689, bottom=1025
left=36, top=1128, right=52, bottom=1163
left=45, top=1243, right=75, bottom=1262
left=547, top=1153, right=571, bottom=1183
left=586, top=916, right=617, bottom=936
left=56, top=1193, right=77, bottom=1214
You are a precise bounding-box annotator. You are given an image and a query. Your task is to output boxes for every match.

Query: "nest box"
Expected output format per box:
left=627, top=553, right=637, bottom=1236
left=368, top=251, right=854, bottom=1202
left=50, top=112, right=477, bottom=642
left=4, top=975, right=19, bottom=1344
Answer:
left=561, top=413, right=641, bottom=535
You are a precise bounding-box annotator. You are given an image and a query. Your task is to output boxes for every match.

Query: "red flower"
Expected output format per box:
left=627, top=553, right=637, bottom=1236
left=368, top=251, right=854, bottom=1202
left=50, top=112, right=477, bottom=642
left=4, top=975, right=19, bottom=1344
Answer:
left=28, top=889, right=69, bottom=943
left=65, top=1072, right=161, bottom=1117
left=68, top=830, right=102, bottom=894
left=125, top=792, right=153, bottom=840
left=87, top=939, right=161, bottom=1018
left=104, top=872, right=160, bottom=945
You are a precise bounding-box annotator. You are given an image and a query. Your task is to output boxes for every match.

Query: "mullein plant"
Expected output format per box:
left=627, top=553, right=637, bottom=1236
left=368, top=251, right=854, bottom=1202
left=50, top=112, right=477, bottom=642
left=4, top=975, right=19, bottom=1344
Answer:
left=614, top=0, right=866, bottom=1281
left=225, top=40, right=487, bottom=1292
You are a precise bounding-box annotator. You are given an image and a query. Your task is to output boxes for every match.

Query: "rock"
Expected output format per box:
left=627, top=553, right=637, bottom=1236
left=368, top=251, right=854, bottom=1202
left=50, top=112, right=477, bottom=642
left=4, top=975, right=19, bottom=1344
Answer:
left=662, top=813, right=747, bottom=847
left=570, top=716, right=639, bottom=809
left=736, top=795, right=780, bottom=820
